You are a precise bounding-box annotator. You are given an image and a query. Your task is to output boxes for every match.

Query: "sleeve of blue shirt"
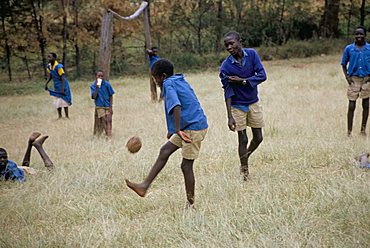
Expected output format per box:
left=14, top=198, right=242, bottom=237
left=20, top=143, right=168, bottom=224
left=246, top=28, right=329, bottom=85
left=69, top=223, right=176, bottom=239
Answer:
left=90, top=83, right=96, bottom=98
left=341, top=46, right=349, bottom=66
left=7, top=161, right=25, bottom=182
left=246, top=50, right=267, bottom=88
left=165, top=84, right=181, bottom=115
left=107, top=83, right=115, bottom=95
left=219, top=70, right=235, bottom=99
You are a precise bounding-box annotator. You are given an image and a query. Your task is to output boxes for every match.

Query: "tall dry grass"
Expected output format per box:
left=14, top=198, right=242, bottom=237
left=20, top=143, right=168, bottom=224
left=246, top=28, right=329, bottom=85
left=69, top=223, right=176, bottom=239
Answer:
left=0, top=54, right=369, bottom=247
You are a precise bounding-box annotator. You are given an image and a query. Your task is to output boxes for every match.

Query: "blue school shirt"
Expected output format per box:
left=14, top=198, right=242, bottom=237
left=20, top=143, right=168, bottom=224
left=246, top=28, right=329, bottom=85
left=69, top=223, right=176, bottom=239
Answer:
left=0, top=160, right=25, bottom=182
left=149, top=55, right=160, bottom=69
left=341, top=42, right=370, bottom=77
left=219, top=48, right=267, bottom=106
left=90, top=80, right=115, bottom=107
left=163, top=74, right=208, bottom=136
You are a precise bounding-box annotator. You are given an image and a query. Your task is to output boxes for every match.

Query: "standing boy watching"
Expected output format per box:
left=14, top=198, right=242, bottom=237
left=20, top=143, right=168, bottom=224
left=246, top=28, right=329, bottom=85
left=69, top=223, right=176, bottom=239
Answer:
left=125, top=59, right=208, bottom=207
left=90, top=70, right=115, bottom=138
left=44, top=52, right=72, bottom=119
left=219, top=31, right=267, bottom=181
left=341, top=25, right=370, bottom=137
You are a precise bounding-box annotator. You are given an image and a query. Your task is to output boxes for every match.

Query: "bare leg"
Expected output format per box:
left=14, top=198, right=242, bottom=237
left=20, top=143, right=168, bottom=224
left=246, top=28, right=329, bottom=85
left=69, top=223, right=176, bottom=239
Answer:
left=237, top=130, right=249, bottom=180
left=347, top=100, right=356, bottom=136
left=246, top=128, right=263, bottom=157
left=33, top=136, right=54, bottom=169
left=181, top=158, right=195, bottom=206
left=125, top=142, right=179, bottom=197
left=57, top=108, right=62, bottom=119
left=150, top=75, right=158, bottom=102
left=21, top=132, right=41, bottom=166
left=361, top=98, right=369, bottom=135
left=102, top=114, right=112, bottom=138
left=64, top=107, right=69, bottom=118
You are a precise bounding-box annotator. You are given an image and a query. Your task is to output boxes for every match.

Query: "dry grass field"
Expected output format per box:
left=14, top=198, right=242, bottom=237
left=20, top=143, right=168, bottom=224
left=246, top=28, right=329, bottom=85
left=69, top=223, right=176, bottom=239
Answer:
left=0, top=54, right=369, bottom=247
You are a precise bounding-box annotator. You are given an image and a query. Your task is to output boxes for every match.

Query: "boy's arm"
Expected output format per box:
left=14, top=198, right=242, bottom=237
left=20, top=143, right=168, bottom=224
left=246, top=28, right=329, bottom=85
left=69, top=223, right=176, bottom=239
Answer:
left=61, top=74, right=65, bottom=95
left=109, top=95, right=113, bottom=114
left=45, top=73, right=52, bottom=90
left=92, top=82, right=99, bottom=99
left=173, top=105, right=192, bottom=143
left=225, top=98, right=236, bottom=131
left=342, top=65, right=353, bottom=85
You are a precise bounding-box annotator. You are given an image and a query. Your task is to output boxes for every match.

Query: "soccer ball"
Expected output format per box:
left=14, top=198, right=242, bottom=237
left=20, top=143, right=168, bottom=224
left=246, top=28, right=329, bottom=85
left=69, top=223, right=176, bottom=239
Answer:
left=126, top=136, right=142, bottom=153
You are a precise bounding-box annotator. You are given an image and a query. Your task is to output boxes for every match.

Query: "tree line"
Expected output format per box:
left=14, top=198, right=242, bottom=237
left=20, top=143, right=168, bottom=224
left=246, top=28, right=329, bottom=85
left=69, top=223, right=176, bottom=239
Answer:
left=0, top=0, right=368, bottom=82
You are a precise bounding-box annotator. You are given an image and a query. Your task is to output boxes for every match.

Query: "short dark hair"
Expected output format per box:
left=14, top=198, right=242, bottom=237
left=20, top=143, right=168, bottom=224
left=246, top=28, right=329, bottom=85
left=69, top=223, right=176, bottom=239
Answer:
left=151, top=59, right=174, bottom=77
left=96, top=69, right=104, bottom=75
left=151, top=46, right=158, bottom=51
left=356, top=25, right=367, bottom=35
left=224, top=31, right=241, bottom=41
left=0, top=148, right=7, bottom=157
left=50, top=52, right=57, bottom=59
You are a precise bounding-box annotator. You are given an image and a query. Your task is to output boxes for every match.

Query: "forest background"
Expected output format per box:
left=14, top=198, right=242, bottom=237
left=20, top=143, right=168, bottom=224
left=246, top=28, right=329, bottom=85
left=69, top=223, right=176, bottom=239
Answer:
left=0, top=0, right=369, bottom=84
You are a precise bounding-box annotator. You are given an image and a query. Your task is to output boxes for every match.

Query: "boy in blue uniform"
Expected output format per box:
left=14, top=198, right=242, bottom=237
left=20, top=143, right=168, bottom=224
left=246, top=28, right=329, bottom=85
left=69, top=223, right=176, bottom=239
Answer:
left=1, top=132, right=54, bottom=182
left=147, top=47, right=162, bottom=102
left=341, top=26, right=370, bottom=137
left=44, top=52, right=72, bottom=119
left=126, top=59, right=208, bottom=207
left=90, top=70, right=115, bottom=138
left=219, top=31, right=267, bottom=180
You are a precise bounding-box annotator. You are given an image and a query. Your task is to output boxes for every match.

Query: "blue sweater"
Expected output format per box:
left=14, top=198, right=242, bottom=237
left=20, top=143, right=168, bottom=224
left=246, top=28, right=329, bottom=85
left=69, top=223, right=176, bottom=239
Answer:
left=219, top=48, right=267, bottom=105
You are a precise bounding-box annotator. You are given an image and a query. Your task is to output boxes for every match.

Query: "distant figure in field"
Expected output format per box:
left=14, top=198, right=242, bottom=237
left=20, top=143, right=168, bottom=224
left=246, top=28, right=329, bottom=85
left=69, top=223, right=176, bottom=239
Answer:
left=147, top=47, right=163, bottom=102
left=125, top=59, right=208, bottom=208
left=0, top=132, right=54, bottom=182
left=90, top=70, right=115, bottom=138
left=44, top=52, right=72, bottom=119
left=341, top=26, right=370, bottom=137
left=219, top=31, right=267, bottom=181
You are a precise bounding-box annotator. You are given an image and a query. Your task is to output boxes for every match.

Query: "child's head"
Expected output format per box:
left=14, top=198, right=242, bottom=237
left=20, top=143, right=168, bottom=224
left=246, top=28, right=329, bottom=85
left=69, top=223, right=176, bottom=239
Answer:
left=224, top=31, right=242, bottom=56
left=0, top=148, right=8, bottom=170
left=151, top=59, right=174, bottom=87
left=96, top=70, right=104, bottom=79
left=151, top=46, right=158, bottom=54
left=48, top=52, right=57, bottom=63
left=354, top=26, right=367, bottom=44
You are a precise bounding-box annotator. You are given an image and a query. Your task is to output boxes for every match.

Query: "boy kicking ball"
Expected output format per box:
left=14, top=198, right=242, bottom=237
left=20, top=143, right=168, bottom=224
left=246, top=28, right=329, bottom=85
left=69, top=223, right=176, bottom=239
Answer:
left=125, top=59, right=208, bottom=208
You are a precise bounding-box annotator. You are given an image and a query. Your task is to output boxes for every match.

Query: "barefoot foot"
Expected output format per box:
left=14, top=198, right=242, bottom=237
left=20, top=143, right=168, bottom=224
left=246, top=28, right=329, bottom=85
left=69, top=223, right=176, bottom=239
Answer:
left=240, top=165, right=249, bottom=181
left=125, top=179, right=147, bottom=197
left=29, top=132, right=41, bottom=143
left=32, top=135, right=49, bottom=147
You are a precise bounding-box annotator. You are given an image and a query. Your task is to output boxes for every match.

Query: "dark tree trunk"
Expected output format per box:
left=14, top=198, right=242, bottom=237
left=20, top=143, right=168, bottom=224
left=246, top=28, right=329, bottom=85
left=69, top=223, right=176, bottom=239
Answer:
left=319, top=0, right=340, bottom=38
left=215, top=0, right=223, bottom=54
left=347, top=0, right=354, bottom=38
left=72, top=0, right=80, bottom=78
left=360, top=0, right=366, bottom=26
left=30, top=0, right=47, bottom=79
left=24, top=55, right=31, bottom=79
left=62, top=0, right=67, bottom=72
left=1, top=17, right=12, bottom=81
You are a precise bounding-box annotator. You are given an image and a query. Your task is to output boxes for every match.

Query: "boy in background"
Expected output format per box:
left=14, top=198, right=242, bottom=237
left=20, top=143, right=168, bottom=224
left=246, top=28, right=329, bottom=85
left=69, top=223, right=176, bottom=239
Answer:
left=125, top=59, right=208, bottom=208
left=147, top=47, right=162, bottom=102
left=341, top=25, right=370, bottom=137
left=90, top=70, right=115, bottom=138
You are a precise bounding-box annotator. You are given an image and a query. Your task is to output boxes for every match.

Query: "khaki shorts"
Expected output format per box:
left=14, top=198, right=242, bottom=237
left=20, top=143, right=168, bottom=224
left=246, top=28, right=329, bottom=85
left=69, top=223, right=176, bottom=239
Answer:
left=231, top=101, right=264, bottom=130
left=347, top=76, right=370, bottom=101
left=96, top=107, right=111, bottom=118
left=169, top=129, right=207, bottom=160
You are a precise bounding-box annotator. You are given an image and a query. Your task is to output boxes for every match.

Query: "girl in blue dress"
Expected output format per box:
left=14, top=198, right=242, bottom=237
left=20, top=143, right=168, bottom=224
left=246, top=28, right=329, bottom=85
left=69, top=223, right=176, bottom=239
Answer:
left=44, top=52, right=72, bottom=119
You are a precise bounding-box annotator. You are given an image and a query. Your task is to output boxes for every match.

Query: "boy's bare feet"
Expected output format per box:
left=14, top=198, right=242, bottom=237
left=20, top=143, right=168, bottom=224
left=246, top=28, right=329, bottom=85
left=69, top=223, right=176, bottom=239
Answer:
left=29, top=132, right=41, bottom=143
left=125, top=179, right=147, bottom=197
left=33, top=135, right=49, bottom=147
left=360, top=130, right=367, bottom=136
left=240, top=164, right=249, bottom=181
left=347, top=131, right=352, bottom=137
